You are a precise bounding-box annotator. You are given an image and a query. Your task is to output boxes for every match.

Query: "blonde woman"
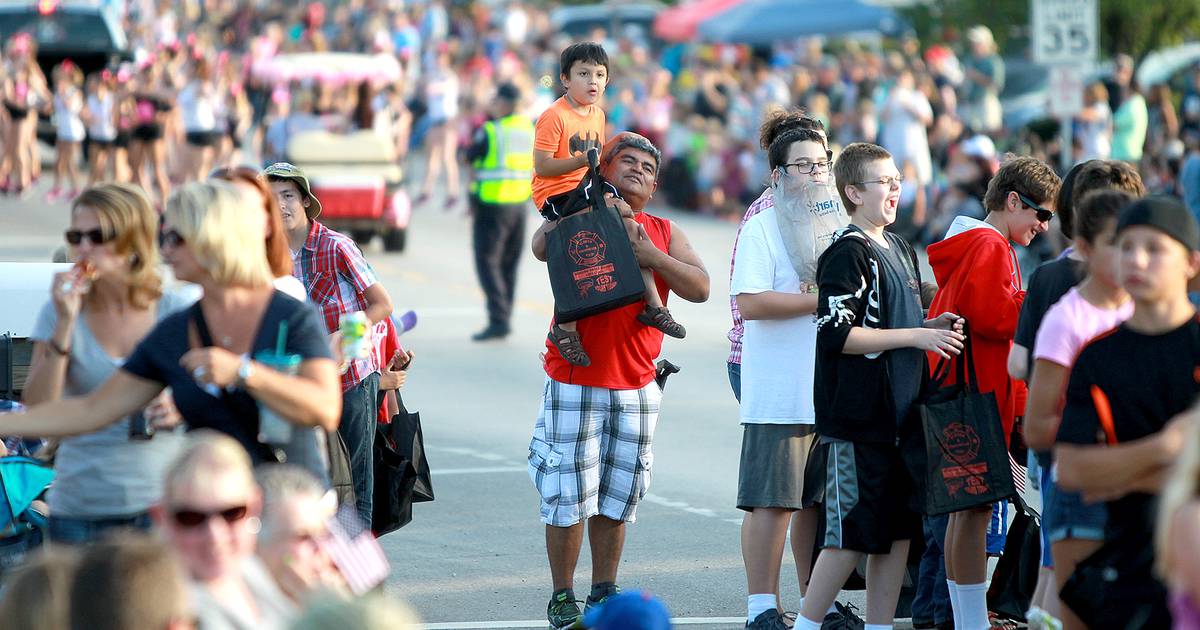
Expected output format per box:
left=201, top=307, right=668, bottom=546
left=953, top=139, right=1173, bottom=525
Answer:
left=157, top=430, right=295, bottom=630
left=24, top=183, right=191, bottom=544
left=1157, top=409, right=1200, bottom=628
left=0, top=181, right=341, bottom=479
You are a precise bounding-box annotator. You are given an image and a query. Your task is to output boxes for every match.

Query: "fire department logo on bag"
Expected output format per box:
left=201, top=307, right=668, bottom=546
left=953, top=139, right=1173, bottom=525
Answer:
left=942, top=422, right=981, bottom=462
left=594, top=274, right=615, bottom=292
left=568, top=230, right=607, bottom=266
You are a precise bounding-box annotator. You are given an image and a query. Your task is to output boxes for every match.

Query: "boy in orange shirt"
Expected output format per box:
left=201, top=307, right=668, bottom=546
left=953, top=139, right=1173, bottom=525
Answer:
left=534, top=42, right=684, bottom=367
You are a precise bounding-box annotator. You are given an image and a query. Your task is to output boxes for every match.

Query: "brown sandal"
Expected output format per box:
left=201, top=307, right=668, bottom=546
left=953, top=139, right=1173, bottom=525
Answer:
left=637, top=305, right=686, bottom=339
left=548, top=324, right=591, bottom=367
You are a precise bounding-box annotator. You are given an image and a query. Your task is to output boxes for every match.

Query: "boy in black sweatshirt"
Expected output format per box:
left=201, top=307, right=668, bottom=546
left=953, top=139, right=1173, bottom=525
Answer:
left=795, top=143, right=964, bottom=630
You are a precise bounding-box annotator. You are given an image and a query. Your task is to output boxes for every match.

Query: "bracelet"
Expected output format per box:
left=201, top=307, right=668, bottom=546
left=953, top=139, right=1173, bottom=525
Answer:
left=47, top=339, right=70, bottom=356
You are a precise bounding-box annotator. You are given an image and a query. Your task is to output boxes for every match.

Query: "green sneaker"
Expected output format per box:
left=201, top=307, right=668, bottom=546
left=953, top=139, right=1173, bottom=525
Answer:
left=584, top=583, right=621, bottom=613
left=547, top=589, right=582, bottom=630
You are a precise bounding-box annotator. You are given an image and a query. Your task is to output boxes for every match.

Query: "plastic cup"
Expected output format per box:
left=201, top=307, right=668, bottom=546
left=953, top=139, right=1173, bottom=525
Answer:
left=253, top=350, right=302, bottom=448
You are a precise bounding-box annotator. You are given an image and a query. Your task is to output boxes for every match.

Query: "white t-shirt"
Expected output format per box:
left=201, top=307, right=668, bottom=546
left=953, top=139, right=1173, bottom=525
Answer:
left=86, top=92, right=116, bottom=140
left=179, top=82, right=217, bottom=132
left=730, top=207, right=817, bottom=425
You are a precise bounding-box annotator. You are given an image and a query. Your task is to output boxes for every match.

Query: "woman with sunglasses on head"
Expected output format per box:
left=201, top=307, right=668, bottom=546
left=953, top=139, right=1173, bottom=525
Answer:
left=23, top=183, right=193, bottom=545
left=1, top=181, right=341, bottom=482
left=158, top=430, right=295, bottom=629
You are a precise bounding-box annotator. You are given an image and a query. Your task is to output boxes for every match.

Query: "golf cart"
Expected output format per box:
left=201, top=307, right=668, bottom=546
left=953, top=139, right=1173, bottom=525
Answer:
left=252, top=52, right=410, bottom=252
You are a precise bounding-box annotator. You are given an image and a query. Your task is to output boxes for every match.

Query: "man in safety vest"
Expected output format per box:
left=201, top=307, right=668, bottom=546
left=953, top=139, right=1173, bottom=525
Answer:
left=466, top=83, right=535, bottom=341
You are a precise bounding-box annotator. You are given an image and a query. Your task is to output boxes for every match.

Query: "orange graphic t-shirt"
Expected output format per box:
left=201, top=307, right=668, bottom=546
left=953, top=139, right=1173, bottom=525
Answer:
left=531, top=96, right=606, bottom=209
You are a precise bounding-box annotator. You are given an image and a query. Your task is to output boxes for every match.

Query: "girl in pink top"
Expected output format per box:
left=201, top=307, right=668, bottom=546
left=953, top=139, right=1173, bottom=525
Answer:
left=1025, top=189, right=1136, bottom=630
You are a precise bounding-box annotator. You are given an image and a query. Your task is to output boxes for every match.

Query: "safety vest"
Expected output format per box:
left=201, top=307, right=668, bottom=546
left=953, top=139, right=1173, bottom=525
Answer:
left=472, top=114, right=534, bottom=204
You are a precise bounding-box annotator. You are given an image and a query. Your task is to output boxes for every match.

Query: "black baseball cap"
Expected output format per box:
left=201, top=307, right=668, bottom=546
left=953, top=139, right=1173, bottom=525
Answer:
left=1116, top=196, right=1200, bottom=251
left=497, top=83, right=520, bottom=102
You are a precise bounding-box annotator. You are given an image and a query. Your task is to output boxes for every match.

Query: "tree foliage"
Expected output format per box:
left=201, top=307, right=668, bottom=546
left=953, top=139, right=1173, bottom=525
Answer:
left=902, top=0, right=1200, bottom=61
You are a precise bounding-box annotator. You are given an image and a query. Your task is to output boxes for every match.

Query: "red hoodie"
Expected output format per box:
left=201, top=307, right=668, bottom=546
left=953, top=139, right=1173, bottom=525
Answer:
left=926, top=217, right=1027, bottom=442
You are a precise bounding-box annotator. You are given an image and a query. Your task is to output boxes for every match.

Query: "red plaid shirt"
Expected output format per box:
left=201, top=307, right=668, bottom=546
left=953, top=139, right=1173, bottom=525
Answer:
left=728, top=188, right=775, bottom=365
left=293, top=221, right=381, bottom=391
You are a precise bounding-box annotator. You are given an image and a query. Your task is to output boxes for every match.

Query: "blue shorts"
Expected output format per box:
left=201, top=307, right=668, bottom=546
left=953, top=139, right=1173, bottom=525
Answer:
left=1045, top=465, right=1107, bottom=544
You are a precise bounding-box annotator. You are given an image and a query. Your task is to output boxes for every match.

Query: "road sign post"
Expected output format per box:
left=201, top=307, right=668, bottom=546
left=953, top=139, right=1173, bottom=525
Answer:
left=1031, top=0, right=1098, bottom=171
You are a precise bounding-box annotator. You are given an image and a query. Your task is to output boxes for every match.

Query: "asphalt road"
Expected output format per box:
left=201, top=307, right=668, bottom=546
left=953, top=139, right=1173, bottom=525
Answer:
left=0, top=177, right=919, bottom=629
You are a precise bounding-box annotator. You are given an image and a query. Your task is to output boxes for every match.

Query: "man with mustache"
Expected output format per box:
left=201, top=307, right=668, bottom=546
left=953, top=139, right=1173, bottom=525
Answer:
left=529, top=132, right=710, bottom=629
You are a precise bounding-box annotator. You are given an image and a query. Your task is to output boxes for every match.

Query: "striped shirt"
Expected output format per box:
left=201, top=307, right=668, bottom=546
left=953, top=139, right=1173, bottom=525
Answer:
left=728, top=188, right=774, bottom=365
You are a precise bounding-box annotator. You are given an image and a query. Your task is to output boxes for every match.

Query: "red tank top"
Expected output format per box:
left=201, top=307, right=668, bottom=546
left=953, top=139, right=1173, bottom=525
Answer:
left=544, top=212, right=672, bottom=390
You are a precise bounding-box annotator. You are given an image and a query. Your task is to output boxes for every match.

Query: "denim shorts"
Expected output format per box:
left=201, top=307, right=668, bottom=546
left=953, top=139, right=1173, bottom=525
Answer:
left=1037, top=461, right=1054, bottom=568
left=1045, top=465, right=1107, bottom=543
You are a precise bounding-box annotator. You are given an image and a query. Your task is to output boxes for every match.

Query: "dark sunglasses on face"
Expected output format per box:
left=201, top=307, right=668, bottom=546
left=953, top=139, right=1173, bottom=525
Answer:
left=171, top=504, right=249, bottom=528
left=1015, top=191, right=1055, bottom=223
left=159, top=229, right=186, bottom=249
left=64, top=228, right=113, bottom=246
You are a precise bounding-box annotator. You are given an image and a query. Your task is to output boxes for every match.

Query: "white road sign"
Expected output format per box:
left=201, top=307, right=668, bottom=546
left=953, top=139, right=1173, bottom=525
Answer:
left=1047, top=65, right=1085, bottom=118
left=1031, top=0, right=1098, bottom=66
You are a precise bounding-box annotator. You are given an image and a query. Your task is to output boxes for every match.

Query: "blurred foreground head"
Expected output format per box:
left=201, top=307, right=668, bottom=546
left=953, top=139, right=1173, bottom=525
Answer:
left=0, top=547, right=79, bottom=630
left=70, top=533, right=192, bottom=630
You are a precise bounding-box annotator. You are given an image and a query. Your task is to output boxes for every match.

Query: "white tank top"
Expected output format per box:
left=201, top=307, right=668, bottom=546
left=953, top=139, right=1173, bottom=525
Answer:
left=86, top=92, right=116, bottom=140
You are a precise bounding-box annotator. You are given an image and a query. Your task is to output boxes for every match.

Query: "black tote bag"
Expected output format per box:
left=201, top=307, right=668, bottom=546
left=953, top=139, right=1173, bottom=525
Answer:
left=916, top=325, right=1016, bottom=515
left=372, top=394, right=433, bottom=536
left=544, top=150, right=645, bottom=323
left=986, top=502, right=1040, bottom=622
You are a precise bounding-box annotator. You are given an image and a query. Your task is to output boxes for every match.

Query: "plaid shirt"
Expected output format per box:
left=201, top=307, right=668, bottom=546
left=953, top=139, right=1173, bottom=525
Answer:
left=293, top=221, right=381, bottom=391
left=727, top=188, right=775, bottom=365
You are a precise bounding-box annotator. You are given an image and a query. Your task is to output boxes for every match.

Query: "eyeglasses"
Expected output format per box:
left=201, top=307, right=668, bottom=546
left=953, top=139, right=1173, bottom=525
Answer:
left=171, top=504, right=249, bottom=528
left=856, top=175, right=904, bottom=188
left=780, top=160, right=832, bottom=175
left=1015, top=191, right=1055, bottom=223
left=64, top=228, right=113, bottom=246
left=159, top=229, right=186, bottom=249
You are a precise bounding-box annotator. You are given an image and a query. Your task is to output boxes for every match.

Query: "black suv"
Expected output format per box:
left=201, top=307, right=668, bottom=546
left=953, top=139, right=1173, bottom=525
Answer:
left=0, top=0, right=130, bottom=142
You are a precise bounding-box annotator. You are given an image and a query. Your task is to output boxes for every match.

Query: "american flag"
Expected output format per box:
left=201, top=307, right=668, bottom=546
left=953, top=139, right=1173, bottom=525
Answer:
left=322, top=505, right=390, bottom=595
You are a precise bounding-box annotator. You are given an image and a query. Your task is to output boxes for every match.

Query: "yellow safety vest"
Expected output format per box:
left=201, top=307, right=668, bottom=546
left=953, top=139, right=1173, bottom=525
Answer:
left=472, top=114, right=534, bottom=205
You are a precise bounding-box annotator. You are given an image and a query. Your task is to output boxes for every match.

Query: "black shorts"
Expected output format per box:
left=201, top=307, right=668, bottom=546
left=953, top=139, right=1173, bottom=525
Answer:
left=818, top=438, right=921, bottom=554
left=4, top=103, right=29, bottom=119
left=89, top=135, right=115, bottom=148
left=185, top=130, right=221, bottom=147
left=132, top=124, right=163, bottom=142
left=114, top=131, right=131, bottom=148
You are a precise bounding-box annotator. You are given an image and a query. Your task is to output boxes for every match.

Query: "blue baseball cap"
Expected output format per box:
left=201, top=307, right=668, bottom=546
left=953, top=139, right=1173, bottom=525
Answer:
left=581, top=591, right=671, bottom=630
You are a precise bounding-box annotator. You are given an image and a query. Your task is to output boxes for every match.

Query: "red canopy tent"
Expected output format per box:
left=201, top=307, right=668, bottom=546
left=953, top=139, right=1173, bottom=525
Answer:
left=652, top=0, right=745, bottom=43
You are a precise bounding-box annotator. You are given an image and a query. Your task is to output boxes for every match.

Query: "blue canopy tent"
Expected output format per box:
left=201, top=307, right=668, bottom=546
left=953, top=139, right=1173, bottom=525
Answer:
left=697, top=0, right=906, bottom=44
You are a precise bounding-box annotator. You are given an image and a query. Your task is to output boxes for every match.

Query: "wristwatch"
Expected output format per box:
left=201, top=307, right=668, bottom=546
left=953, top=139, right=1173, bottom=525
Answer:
left=237, top=356, right=255, bottom=389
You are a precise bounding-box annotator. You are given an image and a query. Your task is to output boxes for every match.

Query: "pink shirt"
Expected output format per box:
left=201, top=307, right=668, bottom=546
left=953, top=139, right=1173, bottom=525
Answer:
left=1033, top=287, right=1134, bottom=367
left=727, top=188, right=774, bottom=365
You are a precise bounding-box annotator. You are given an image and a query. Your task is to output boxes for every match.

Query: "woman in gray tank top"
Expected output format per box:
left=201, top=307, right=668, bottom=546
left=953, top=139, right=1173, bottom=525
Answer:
left=25, top=183, right=191, bottom=544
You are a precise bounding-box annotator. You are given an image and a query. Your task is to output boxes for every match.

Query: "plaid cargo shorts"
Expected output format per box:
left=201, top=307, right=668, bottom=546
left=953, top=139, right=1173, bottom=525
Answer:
left=528, top=377, right=663, bottom=527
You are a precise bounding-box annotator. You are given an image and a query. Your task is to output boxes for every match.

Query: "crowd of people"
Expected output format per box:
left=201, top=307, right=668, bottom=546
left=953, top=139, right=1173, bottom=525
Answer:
left=2, top=2, right=1200, bottom=630
left=2, top=1, right=1198, bottom=229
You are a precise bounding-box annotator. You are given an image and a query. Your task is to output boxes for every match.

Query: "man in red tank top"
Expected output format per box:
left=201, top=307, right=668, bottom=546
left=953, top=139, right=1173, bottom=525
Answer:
left=529, top=132, right=711, bottom=628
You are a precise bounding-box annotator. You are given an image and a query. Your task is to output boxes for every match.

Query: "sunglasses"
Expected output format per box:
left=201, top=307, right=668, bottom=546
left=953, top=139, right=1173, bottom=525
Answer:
left=171, top=504, right=249, bottom=528
left=159, top=229, right=186, bottom=249
left=64, top=228, right=113, bottom=246
left=1015, top=191, right=1055, bottom=223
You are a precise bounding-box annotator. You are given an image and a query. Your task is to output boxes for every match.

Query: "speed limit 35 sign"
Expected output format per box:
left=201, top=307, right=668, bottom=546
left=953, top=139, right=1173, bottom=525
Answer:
left=1031, top=0, right=1098, bottom=65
